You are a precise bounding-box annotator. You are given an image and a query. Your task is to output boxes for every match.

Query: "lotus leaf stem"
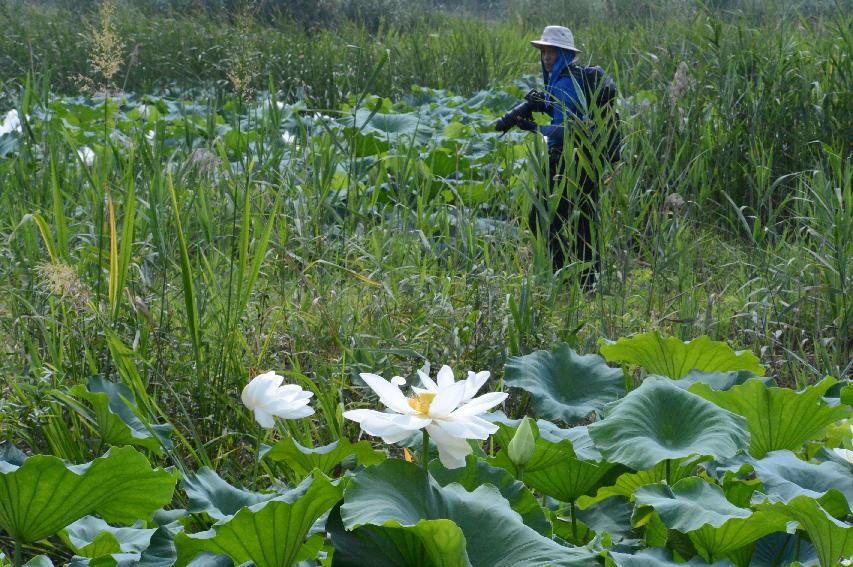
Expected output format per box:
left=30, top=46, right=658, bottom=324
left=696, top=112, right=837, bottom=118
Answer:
left=422, top=429, right=430, bottom=476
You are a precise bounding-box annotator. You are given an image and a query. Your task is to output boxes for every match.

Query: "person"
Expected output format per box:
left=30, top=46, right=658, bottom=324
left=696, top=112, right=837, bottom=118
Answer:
left=510, top=25, right=619, bottom=288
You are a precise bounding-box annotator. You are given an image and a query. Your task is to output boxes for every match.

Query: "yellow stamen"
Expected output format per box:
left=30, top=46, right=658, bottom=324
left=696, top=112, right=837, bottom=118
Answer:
left=407, top=392, right=437, bottom=415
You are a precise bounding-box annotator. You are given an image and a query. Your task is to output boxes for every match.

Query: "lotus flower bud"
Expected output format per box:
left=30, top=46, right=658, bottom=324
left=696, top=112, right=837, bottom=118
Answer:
left=508, top=417, right=536, bottom=468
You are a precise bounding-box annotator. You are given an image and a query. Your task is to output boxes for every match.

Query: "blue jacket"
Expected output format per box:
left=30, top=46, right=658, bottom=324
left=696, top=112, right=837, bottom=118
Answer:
left=539, top=49, right=584, bottom=149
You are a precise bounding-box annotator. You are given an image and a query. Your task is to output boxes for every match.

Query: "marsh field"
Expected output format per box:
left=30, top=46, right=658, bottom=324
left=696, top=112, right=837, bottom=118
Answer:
left=0, top=0, right=851, bottom=565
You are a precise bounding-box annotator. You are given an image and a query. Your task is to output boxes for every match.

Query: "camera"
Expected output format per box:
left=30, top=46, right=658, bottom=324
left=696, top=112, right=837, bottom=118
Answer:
left=494, top=89, right=547, bottom=133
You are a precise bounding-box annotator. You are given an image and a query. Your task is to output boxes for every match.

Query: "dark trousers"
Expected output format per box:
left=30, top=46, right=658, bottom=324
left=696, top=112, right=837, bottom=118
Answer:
left=528, top=148, right=599, bottom=283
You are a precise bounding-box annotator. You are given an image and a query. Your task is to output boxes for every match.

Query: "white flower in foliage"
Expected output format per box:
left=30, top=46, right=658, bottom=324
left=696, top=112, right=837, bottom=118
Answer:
left=78, top=146, right=95, bottom=166
left=344, top=365, right=507, bottom=469
left=0, top=109, right=21, bottom=136
left=241, top=371, right=314, bottom=428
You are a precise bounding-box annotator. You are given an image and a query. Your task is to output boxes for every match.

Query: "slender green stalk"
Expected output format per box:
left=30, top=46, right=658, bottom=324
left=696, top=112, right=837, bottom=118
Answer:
left=422, top=429, right=430, bottom=475
left=252, top=423, right=263, bottom=488
left=570, top=501, right=578, bottom=543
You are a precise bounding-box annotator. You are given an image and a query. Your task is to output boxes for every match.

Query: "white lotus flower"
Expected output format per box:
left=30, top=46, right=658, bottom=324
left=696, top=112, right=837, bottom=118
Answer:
left=241, top=371, right=314, bottom=428
left=78, top=146, right=95, bottom=166
left=0, top=109, right=21, bottom=136
left=344, top=365, right=507, bottom=469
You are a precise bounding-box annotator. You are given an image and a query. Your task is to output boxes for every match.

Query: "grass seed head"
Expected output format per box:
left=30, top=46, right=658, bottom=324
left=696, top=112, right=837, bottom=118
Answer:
left=35, top=262, right=92, bottom=311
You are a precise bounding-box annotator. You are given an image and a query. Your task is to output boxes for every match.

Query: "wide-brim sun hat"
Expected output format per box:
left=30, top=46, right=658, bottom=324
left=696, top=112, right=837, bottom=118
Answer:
left=531, top=26, right=581, bottom=53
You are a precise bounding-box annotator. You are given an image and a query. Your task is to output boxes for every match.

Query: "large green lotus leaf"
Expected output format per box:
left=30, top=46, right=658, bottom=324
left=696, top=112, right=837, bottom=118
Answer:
left=60, top=516, right=156, bottom=558
left=175, top=472, right=344, bottom=567
left=599, top=332, right=765, bottom=378
left=750, top=532, right=818, bottom=566
left=262, top=436, right=385, bottom=477
left=71, top=376, right=173, bottom=454
left=490, top=419, right=576, bottom=466
left=428, top=456, right=551, bottom=536
left=342, top=109, right=433, bottom=156
left=689, top=377, right=852, bottom=458
left=490, top=445, right=621, bottom=503
left=575, top=495, right=634, bottom=540
left=725, top=451, right=852, bottom=518
left=633, top=478, right=752, bottom=532
left=0, top=441, right=26, bottom=465
left=489, top=419, right=624, bottom=503
left=23, top=557, right=55, bottom=567
left=687, top=511, right=788, bottom=563
left=607, top=548, right=736, bottom=566
left=525, top=419, right=603, bottom=462
left=671, top=370, right=765, bottom=391
left=424, top=147, right=473, bottom=178
left=337, top=459, right=595, bottom=566
left=841, top=383, right=852, bottom=406
left=504, top=343, right=624, bottom=422
left=136, top=526, right=180, bottom=567
left=551, top=496, right=635, bottom=545
left=757, top=495, right=853, bottom=567
left=183, top=467, right=276, bottom=521
left=0, top=446, right=177, bottom=543
left=632, top=478, right=787, bottom=563
left=328, top=503, right=468, bottom=567
left=588, top=377, right=750, bottom=470
left=577, top=455, right=707, bottom=509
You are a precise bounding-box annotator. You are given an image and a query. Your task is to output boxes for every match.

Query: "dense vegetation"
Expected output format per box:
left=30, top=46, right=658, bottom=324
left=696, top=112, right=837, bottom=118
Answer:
left=0, top=0, right=850, bottom=565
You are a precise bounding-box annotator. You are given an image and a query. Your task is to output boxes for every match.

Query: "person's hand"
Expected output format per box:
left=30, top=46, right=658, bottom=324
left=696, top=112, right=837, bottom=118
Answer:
left=516, top=118, right=537, bottom=132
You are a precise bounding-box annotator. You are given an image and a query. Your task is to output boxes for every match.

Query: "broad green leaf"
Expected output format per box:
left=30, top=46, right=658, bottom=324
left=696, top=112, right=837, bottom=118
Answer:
left=175, top=472, right=344, bottom=567
left=0, top=446, right=177, bottom=543
left=489, top=419, right=624, bottom=503
left=60, top=516, right=156, bottom=558
left=342, top=109, right=433, bottom=156
left=549, top=509, right=594, bottom=546
left=607, top=548, right=736, bottom=566
left=262, top=436, right=385, bottom=477
left=23, top=557, right=55, bottom=567
left=633, top=478, right=787, bottom=563
left=492, top=416, right=605, bottom=458
left=337, top=459, right=595, bottom=566
left=588, top=377, right=750, bottom=470
left=428, top=456, right=551, bottom=536
left=757, top=496, right=853, bottom=567
left=599, top=332, right=764, bottom=378
left=689, top=377, right=852, bottom=458
left=577, top=455, right=707, bottom=509
left=575, top=495, right=634, bottom=540
left=633, top=478, right=752, bottom=532
left=750, top=532, right=818, bottom=567
left=328, top=502, right=468, bottom=567
left=72, top=376, right=173, bottom=454
left=841, top=384, right=852, bottom=407
left=671, top=370, right=764, bottom=391
left=0, top=441, right=26, bottom=465
left=724, top=451, right=852, bottom=518
left=504, top=343, right=624, bottom=422
left=688, top=511, right=787, bottom=563
left=183, top=467, right=276, bottom=521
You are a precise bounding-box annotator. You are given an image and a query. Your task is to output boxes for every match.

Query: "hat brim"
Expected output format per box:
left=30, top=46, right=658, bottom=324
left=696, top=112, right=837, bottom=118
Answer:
left=531, top=40, right=581, bottom=52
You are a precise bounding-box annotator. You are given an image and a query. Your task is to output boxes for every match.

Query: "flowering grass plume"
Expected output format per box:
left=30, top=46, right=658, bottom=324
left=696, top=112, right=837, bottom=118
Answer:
left=241, top=371, right=314, bottom=428
left=344, top=364, right=507, bottom=469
